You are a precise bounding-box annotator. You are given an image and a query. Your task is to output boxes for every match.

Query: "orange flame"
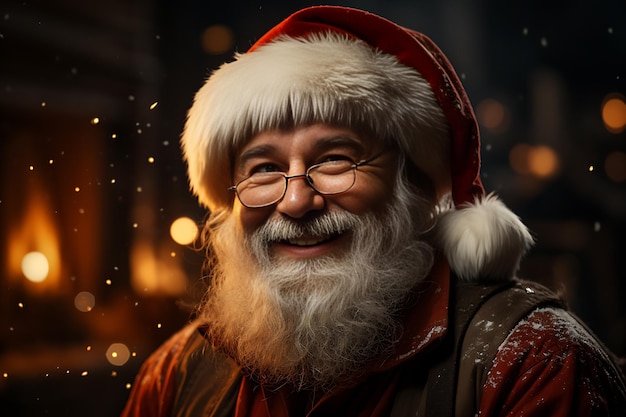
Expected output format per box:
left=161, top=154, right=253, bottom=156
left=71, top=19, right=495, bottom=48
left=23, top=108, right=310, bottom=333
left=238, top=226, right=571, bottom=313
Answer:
left=6, top=181, right=63, bottom=293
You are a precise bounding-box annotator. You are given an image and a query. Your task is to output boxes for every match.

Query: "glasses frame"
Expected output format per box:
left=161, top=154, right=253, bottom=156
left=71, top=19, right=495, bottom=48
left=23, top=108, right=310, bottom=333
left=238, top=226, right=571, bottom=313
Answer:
left=228, top=152, right=385, bottom=208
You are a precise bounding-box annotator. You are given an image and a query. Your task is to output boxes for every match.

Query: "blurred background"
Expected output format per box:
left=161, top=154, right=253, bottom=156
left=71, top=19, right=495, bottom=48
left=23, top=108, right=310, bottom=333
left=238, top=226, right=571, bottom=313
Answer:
left=1, top=0, right=625, bottom=415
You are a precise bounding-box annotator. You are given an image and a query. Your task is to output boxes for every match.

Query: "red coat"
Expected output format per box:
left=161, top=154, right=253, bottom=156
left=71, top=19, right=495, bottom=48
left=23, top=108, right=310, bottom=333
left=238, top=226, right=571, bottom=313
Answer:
left=121, top=266, right=626, bottom=416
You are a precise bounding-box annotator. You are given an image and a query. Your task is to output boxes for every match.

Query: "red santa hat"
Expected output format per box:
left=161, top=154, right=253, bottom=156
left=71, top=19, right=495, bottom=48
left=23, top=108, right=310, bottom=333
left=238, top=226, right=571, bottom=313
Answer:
left=181, top=6, right=533, bottom=281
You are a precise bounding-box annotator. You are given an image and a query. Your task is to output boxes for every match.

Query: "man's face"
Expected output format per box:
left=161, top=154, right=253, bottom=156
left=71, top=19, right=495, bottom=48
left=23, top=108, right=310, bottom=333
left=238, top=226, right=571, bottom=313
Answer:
left=201, top=123, right=434, bottom=389
left=231, top=123, right=397, bottom=259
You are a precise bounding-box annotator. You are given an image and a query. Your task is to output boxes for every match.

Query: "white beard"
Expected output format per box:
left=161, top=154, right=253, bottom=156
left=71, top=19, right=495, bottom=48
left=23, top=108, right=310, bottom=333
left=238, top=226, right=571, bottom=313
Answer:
left=198, top=193, right=434, bottom=390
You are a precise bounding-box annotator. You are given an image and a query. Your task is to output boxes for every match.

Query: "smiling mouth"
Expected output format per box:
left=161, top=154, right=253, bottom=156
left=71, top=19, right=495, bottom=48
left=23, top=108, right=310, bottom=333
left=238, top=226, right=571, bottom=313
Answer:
left=280, top=233, right=341, bottom=247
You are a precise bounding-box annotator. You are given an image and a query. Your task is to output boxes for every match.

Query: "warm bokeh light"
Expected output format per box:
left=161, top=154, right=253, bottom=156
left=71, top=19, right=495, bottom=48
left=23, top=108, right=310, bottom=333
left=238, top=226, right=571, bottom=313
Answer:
left=605, top=151, right=626, bottom=182
left=74, top=291, right=96, bottom=312
left=106, top=343, right=130, bottom=366
left=7, top=185, right=63, bottom=290
left=509, top=143, right=532, bottom=175
left=528, top=145, right=559, bottom=178
left=21, top=251, right=49, bottom=282
left=602, top=94, right=626, bottom=133
left=510, top=144, right=559, bottom=178
left=170, top=216, right=199, bottom=245
left=201, top=24, right=234, bottom=55
left=130, top=239, right=188, bottom=296
left=476, top=98, right=509, bottom=133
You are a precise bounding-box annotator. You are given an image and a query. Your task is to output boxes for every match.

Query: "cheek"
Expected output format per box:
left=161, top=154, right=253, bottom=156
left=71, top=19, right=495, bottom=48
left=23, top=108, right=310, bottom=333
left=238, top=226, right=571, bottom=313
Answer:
left=233, top=202, right=273, bottom=234
left=332, top=173, right=394, bottom=214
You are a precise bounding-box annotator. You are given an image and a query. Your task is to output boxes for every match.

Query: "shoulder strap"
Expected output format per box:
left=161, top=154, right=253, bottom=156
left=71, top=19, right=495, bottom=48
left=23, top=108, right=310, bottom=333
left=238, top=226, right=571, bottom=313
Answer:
left=392, top=279, right=520, bottom=416
left=402, top=279, right=562, bottom=417
left=454, top=280, right=564, bottom=417
left=171, top=326, right=242, bottom=417
left=420, top=279, right=518, bottom=416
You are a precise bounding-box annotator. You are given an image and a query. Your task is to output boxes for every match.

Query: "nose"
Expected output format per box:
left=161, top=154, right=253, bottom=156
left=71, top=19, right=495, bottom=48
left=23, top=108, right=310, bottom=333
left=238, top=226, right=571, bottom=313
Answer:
left=275, top=174, right=325, bottom=219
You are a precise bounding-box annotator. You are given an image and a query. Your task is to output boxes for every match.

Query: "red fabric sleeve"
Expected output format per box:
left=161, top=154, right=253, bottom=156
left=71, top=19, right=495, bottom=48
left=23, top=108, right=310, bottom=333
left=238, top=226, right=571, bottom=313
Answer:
left=479, top=308, right=626, bottom=416
left=120, top=323, right=198, bottom=417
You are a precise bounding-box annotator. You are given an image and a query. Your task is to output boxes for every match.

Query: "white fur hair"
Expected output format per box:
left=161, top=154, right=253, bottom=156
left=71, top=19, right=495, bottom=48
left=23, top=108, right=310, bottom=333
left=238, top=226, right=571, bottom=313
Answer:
left=181, top=32, right=449, bottom=212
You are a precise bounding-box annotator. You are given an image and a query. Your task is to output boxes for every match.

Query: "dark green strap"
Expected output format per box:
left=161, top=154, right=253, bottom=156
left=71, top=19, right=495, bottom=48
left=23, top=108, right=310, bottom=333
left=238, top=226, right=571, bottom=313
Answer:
left=454, top=280, right=564, bottom=417
left=392, top=278, right=563, bottom=417
left=421, top=279, right=519, bottom=417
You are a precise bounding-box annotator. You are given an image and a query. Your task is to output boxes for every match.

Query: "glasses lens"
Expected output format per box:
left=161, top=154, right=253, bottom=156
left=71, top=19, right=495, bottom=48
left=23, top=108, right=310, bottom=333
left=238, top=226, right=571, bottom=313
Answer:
left=236, top=172, right=285, bottom=207
left=308, top=160, right=356, bottom=194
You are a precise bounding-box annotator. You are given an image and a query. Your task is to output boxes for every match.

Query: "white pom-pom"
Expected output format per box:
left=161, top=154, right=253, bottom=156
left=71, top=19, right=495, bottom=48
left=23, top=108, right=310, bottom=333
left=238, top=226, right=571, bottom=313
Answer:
left=436, top=194, right=534, bottom=281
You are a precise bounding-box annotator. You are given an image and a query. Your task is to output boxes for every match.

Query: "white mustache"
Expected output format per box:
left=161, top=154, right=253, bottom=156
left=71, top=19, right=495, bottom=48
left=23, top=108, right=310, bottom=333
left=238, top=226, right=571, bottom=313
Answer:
left=251, top=211, right=361, bottom=244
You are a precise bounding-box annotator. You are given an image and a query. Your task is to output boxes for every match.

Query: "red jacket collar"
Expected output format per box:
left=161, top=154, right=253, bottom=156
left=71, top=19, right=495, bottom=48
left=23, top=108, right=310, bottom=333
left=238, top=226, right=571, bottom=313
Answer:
left=369, top=255, right=451, bottom=373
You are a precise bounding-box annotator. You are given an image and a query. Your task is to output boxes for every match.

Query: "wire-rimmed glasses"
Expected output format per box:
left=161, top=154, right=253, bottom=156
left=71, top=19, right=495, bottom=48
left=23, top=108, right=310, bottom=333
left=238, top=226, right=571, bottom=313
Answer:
left=228, top=153, right=384, bottom=208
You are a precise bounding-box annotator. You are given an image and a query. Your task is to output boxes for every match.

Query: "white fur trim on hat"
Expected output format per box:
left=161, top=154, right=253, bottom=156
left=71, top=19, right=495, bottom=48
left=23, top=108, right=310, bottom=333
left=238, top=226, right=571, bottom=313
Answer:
left=436, top=194, right=534, bottom=281
left=182, top=27, right=532, bottom=282
left=181, top=32, right=449, bottom=211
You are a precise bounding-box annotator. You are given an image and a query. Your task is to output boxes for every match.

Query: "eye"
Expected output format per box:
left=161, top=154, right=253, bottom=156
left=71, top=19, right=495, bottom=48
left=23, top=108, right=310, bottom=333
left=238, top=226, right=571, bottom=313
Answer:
left=318, top=154, right=355, bottom=164
left=248, top=162, right=282, bottom=176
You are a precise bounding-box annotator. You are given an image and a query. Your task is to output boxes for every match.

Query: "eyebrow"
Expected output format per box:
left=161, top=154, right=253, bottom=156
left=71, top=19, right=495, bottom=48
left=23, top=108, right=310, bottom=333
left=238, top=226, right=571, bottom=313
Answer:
left=236, top=134, right=367, bottom=168
left=237, top=144, right=277, bottom=167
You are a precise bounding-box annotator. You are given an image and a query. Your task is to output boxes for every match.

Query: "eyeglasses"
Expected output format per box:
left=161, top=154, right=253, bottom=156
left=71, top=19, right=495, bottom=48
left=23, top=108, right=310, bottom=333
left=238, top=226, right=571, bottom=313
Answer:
left=228, top=153, right=384, bottom=208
